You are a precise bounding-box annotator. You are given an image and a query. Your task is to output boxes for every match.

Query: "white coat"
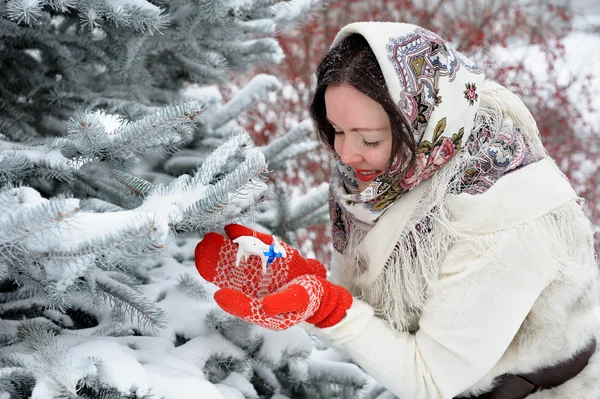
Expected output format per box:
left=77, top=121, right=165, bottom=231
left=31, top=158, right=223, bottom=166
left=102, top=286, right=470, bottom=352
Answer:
left=303, top=157, right=599, bottom=399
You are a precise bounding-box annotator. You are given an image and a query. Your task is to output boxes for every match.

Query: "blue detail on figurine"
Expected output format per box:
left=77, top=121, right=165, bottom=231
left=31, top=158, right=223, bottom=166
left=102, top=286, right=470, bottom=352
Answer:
left=263, top=244, right=282, bottom=268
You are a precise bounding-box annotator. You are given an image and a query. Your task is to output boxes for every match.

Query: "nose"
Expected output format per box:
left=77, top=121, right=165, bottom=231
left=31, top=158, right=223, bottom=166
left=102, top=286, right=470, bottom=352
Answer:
left=335, top=136, right=363, bottom=165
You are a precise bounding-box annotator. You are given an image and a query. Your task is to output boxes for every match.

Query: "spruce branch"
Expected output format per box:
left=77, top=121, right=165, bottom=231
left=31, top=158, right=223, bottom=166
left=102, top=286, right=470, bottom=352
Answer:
left=0, top=140, right=73, bottom=184
left=73, top=170, right=143, bottom=210
left=176, top=273, right=210, bottom=302
left=109, top=101, right=205, bottom=159
left=209, top=74, right=281, bottom=131
left=93, top=270, right=167, bottom=331
left=180, top=150, right=267, bottom=230
left=104, top=1, right=169, bottom=34
left=16, top=320, right=81, bottom=398
left=40, top=221, right=163, bottom=272
left=172, top=51, right=228, bottom=83
left=0, top=284, right=42, bottom=305
left=269, top=0, right=322, bottom=25
left=0, top=195, right=81, bottom=246
left=298, top=203, right=329, bottom=226
left=0, top=369, right=36, bottom=399
left=44, top=1, right=79, bottom=13
left=0, top=258, right=48, bottom=303
left=5, top=0, right=44, bottom=25
left=162, top=153, right=204, bottom=175
left=227, top=0, right=293, bottom=19
left=79, top=198, right=124, bottom=213
left=103, top=159, right=154, bottom=198
left=0, top=298, right=46, bottom=321
left=287, top=183, right=329, bottom=225
left=0, top=239, right=48, bottom=288
left=0, top=260, right=7, bottom=280
left=0, top=352, right=27, bottom=368
left=260, top=119, right=313, bottom=161
left=64, top=110, right=112, bottom=159
left=305, top=358, right=370, bottom=393
left=191, top=132, right=250, bottom=186
left=77, top=383, right=155, bottom=399
left=190, top=0, right=230, bottom=22
left=268, top=141, right=319, bottom=169
left=274, top=183, right=291, bottom=227
left=235, top=19, right=277, bottom=35
left=0, top=117, right=34, bottom=142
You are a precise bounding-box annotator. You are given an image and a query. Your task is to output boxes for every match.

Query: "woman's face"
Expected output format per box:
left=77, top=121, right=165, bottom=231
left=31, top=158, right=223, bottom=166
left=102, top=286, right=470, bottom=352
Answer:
left=325, top=84, right=393, bottom=192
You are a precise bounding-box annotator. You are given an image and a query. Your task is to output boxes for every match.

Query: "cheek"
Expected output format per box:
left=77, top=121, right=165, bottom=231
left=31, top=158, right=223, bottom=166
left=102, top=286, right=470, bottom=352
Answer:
left=375, top=142, right=393, bottom=170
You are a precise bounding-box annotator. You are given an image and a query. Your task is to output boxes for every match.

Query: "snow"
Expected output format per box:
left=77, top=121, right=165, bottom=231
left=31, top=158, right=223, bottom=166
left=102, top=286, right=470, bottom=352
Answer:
left=43, top=309, right=75, bottom=328
left=145, top=367, right=224, bottom=399
left=2, top=202, right=365, bottom=397
left=0, top=140, right=71, bottom=172
left=221, top=180, right=269, bottom=220
left=12, top=236, right=323, bottom=398
left=257, top=327, right=313, bottom=365
left=105, top=0, right=161, bottom=12
left=49, top=230, right=341, bottom=396
left=270, top=0, right=322, bottom=25
left=21, top=202, right=160, bottom=252
left=180, top=84, right=224, bottom=106
left=72, top=340, right=152, bottom=394
left=95, top=110, right=124, bottom=135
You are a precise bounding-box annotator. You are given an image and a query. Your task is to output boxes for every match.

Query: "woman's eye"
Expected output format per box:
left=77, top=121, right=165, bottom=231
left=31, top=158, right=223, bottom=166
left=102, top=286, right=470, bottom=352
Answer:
left=363, top=140, right=379, bottom=148
left=334, top=131, right=344, bottom=135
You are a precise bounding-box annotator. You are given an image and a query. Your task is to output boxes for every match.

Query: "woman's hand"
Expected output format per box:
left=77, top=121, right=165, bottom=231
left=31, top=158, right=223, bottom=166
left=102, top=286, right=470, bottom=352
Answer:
left=194, top=224, right=352, bottom=330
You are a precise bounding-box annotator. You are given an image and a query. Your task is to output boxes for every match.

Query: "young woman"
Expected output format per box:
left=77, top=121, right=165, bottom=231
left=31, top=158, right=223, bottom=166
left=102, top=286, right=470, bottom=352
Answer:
left=195, top=22, right=599, bottom=398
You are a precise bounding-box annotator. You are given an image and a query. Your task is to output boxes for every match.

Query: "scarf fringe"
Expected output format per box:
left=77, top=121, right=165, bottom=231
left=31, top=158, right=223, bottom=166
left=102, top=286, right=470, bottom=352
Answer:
left=477, top=80, right=547, bottom=160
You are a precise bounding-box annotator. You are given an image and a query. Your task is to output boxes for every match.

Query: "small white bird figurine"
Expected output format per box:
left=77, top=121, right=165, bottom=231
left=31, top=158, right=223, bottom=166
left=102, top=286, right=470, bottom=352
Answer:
left=232, top=235, right=287, bottom=274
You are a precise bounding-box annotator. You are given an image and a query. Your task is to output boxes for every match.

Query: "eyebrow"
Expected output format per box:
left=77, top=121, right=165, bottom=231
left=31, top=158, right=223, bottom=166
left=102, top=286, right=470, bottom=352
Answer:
left=327, top=119, right=388, bottom=133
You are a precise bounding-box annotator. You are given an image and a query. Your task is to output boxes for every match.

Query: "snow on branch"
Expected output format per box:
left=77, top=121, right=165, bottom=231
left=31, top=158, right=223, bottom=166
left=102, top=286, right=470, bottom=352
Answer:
left=269, top=0, right=323, bottom=25
left=287, top=182, right=329, bottom=225
left=192, top=132, right=250, bottom=186
left=105, top=0, right=169, bottom=34
left=268, top=140, right=319, bottom=169
left=209, top=74, right=281, bottom=131
left=260, top=119, right=313, bottom=161
left=16, top=320, right=84, bottom=398
left=0, top=140, right=72, bottom=183
left=178, top=148, right=268, bottom=230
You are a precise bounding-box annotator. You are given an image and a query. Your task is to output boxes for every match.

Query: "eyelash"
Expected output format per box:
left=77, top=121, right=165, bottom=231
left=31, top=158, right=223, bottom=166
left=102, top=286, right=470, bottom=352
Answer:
left=334, top=131, right=380, bottom=148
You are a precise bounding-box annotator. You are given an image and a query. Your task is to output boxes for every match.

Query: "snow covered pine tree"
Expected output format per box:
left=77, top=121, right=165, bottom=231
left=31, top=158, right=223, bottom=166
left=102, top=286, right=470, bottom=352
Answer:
left=0, top=0, right=369, bottom=398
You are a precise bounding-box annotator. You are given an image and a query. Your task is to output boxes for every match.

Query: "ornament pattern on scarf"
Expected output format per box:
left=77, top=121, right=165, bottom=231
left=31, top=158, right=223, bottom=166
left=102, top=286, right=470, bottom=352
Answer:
left=329, top=24, right=486, bottom=254
left=460, top=125, right=537, bottom=194
left=464, top=83, right=479, bottom=105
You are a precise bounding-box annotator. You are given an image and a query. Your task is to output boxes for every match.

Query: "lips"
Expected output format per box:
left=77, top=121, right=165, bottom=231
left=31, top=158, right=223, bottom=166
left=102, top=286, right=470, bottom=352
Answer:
left=355, top=169, right=382, bottom=182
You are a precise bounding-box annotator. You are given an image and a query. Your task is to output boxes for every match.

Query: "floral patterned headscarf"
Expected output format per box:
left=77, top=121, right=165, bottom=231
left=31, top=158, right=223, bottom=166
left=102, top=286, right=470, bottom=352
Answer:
left=328, top=22, right=486, bottom=254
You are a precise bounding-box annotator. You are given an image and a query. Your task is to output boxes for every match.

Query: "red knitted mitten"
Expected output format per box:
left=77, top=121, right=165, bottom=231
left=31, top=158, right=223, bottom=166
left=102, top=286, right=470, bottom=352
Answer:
left=215, top=274, right=353, bottom=330
left=194, top=224, right=353, bottom=330
left=195, top=224, right=327, bottom=295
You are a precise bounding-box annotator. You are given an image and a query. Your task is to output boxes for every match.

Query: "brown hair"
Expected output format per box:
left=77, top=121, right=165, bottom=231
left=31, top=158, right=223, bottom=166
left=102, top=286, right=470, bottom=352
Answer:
left=309, top=34, right=416, bottom=175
